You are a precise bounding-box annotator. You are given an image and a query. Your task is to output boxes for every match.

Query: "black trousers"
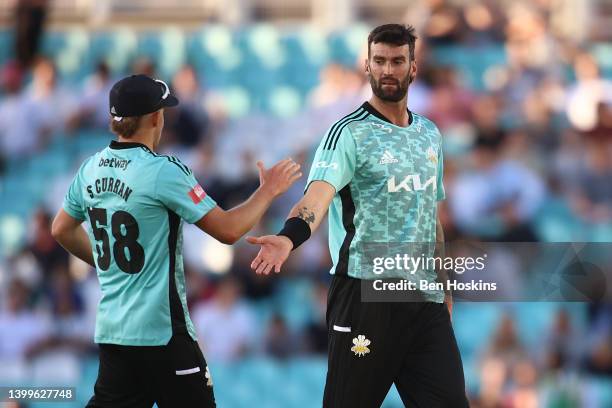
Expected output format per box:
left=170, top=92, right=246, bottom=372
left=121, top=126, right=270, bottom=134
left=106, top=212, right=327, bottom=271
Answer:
left=86, top=333, right=215, bottom=408
left=324, top=275, right=470, bottom=408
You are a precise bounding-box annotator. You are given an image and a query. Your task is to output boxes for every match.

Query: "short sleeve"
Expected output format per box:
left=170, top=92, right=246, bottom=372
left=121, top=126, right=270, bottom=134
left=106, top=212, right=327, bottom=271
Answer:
left=156, top=160, right=217, bottom=224
left=436, top=143, right=446, bottom=202
left=306, top=126, right=356, bottom=193
left=62, top=165, right=86, bottom=221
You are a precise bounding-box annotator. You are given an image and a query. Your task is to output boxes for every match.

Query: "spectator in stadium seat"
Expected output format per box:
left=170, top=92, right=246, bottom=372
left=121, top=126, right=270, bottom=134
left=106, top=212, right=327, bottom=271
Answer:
left=0, top=60, right=25, bottom=171
left=506, top=359, right=539, bottom=408
left=66, top=61, right=114, bottom=131
left=0, top=57, right=74, bottom=158
left=0, top=278, right=50, bottom=376
left=130, top=56, right=157, bottom=78
left=264, top=314, right=295, bottom=359
left=450, top=132, right=545, bottom=241
left=570, top=146, right=611, bottom=224
left=161, top=65, right=211, bottom=150
left=308, top=63, right=363, bottom=109
left=541, top=309, right=581, bottom=380
left=303, top=280, right=328, bottom=354
left=27, top=209, right=69, bottom=282
left=461, top=1, right=506, bottom=45
left=422, top=0, right=467, bottom=45
left=25, top=267, right=92, bottom=359
left=424, top=66, right=474, bottom=132
left=14, top=0, right=49, bottom=68
left=473, top=356, right=506, bottom=408
left=483, top=313, right=527, bottom=371
left=584, top=305, right=612, bottom=377
left=566, top=52, right=612, bottom=132
left=192, top=276, right=255, bottom=362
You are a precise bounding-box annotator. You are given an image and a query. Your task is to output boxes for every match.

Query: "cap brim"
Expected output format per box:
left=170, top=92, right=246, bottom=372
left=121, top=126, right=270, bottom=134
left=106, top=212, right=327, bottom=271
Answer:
left=161, top=94, right=179, bottom=108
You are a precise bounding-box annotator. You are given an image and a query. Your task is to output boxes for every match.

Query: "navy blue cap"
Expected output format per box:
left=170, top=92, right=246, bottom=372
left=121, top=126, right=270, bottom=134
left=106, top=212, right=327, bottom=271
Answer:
left=109, top=74, right=179, bottom=120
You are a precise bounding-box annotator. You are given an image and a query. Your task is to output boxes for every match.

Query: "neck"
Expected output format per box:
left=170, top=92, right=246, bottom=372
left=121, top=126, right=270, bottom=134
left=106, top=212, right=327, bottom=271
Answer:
left=118, top=132, right=156, bottom=151
left=368, top=95, right=409, bottom=127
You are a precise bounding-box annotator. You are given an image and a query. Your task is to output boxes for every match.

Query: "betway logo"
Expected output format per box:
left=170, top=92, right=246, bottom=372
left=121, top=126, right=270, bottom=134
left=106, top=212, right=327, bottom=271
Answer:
left=387, top=175, right=436, bottom=192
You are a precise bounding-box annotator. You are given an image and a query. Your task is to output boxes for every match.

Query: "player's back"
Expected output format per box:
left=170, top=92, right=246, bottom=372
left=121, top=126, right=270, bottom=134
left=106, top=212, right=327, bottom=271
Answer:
left=64, top=140, right=215, bottom=346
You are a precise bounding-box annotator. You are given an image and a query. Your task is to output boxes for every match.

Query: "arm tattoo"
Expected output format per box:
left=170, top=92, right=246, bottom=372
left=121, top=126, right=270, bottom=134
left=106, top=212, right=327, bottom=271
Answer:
left=297, top=206, right=316, bottom=225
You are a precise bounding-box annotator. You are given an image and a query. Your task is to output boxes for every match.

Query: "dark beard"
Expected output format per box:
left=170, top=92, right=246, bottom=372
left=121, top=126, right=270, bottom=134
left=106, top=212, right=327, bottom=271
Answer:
left=370, top=74, right=412, bottom=102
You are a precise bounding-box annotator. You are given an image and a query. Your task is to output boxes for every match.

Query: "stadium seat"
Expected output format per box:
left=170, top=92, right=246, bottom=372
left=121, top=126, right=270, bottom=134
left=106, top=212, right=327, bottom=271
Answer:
left=453, top=303, right=501, bottom=358
left=238, top=357, right=285, bottom=390
left=41, top=31, right=68, bottom=59
left=31, top=352, right=81, bottom=385
left=591, top=43, right=612, bottom=78
left=0, top=212, right=26, bottom=257
left=0, top=30, right=14, bottom=66
left=430, top=45, right=507, bottom=91
left=215, top=85, right=251, bottom=118
left=534, top=198, right=581, bottom=242
left=328, top=25, right=370, bottom=66
left=73, top=129, right=113, bottom=156
left=89, top=28, right=138, bottom=74
left=287, top=357, right=326, bottom=395
left=240, top=24, right=286, bottom=70
left=275, top=278, right=315, bottom=331
left=138, top=27, right=186, bottom=80
left=266, top=85, right=302, bottom=118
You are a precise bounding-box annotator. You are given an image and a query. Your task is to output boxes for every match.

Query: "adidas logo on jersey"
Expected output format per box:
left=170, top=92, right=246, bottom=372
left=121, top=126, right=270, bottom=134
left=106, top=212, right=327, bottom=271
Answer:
left=379, top=150, right=399, bottom=165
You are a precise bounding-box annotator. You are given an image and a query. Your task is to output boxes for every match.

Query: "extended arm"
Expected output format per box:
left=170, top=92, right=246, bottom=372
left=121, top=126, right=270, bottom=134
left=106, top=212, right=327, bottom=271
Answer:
left=247, top=180, right=336, bottom=275
left=195, top=159, right=302, bottom=244
left=51, top=209, right=95, bottom=267
left=287, top=181, right=335, bottom=233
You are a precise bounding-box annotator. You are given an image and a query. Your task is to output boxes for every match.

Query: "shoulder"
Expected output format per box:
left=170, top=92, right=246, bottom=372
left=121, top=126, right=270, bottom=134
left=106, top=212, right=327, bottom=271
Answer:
left=144, top=149, right=193, bottom=178
left=77, top=153, right=99, bottom=175
left=412, top=112, right=443, bottom=140
left=322, top=106, right=371, bottom=150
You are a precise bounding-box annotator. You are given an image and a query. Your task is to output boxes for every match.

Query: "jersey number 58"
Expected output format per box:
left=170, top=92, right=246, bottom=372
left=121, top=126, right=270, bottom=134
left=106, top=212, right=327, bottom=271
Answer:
left=87, top=207, right=145, bottom=274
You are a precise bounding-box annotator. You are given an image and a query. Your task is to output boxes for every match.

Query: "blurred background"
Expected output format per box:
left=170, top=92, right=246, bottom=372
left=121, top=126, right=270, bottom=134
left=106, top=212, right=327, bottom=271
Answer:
left=0, top=0, right=611, bottom=407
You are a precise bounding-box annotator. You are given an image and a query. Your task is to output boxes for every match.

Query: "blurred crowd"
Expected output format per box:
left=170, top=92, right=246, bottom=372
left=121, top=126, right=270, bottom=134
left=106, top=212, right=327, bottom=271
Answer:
left=0, top=0, right=611, bottom=407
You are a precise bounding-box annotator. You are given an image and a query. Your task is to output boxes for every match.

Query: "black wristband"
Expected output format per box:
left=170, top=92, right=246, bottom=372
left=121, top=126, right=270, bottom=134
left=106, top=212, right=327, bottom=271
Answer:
left=277, top=217, right=311, bottom=250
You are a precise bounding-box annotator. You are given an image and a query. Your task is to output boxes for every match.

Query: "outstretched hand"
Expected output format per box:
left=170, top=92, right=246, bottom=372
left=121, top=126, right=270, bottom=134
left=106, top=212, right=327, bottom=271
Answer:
left=246, top=235, right=293, bottom=275
left=257, top=158, right=302, bottom=197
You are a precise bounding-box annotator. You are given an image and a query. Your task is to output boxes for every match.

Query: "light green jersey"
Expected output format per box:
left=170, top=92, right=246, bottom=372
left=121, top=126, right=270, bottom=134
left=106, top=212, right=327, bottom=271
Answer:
left=63, top=140, right=217, bottom=345
left=307, top=102, right=445, bottom=302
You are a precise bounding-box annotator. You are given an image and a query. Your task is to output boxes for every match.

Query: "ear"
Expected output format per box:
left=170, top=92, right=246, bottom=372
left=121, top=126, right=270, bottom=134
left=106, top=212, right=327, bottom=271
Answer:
left=364, top=58, right=370, bottom=76
left=409, top=60, right=418, bottom=83
left=151, top=111, right=160, bottom=127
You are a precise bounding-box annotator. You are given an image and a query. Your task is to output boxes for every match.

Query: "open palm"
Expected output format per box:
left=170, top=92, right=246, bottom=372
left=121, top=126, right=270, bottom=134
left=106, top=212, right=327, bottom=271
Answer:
left=246, top=235, right=293, bottom=275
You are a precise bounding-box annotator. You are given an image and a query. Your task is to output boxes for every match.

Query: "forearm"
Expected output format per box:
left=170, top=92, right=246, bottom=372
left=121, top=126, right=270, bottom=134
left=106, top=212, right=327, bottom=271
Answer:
left=272, top=181, right=334, bottom=250
left=55, top=225, right=95, bottom=267
left=224, top=186, right=276, bottom=239
left=287, top=198, right=328, bottom=234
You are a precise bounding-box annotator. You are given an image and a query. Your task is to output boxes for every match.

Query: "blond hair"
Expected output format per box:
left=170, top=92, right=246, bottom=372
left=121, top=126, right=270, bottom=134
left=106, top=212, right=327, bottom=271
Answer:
left=109, top=116, right=142, bottom=138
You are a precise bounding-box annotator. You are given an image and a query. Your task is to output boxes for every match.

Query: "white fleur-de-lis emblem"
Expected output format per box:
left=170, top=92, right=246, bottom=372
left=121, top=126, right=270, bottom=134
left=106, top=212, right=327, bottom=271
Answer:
left=205, top=366, right=213, bottom=387
left=351, top=335, right=371, bottom=357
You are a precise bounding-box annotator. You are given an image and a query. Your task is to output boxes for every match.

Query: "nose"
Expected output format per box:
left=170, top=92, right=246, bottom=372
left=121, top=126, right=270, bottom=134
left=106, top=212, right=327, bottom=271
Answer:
left=383, top=61, right=393, bottom=76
